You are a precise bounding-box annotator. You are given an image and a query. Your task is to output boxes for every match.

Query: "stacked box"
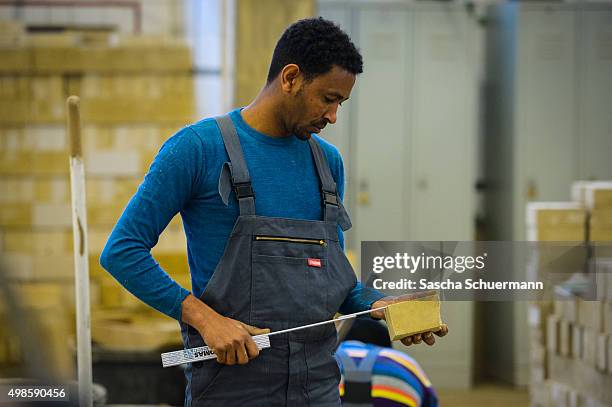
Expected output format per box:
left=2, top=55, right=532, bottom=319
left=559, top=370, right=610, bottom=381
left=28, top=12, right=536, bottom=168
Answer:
left=526, top=202, right=587, bottom=242
left=583, top=182, right=612, bottom=212
left=0, top=30, right=194, bottom=363
left=572, top=181, right=612, bottom=241
left=590, top=209, right=612, bottom=242
left=528, top=182, right=612, bottom=407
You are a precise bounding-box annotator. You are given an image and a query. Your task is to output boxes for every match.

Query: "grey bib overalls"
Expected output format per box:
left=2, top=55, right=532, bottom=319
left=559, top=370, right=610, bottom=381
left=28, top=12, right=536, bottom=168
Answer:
left=180, top=115, right=358, bottom=406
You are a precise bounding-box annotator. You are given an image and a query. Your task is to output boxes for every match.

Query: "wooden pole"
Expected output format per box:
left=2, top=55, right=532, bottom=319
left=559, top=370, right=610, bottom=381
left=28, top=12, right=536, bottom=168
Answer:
left=67, top=96, right=93, bottom=407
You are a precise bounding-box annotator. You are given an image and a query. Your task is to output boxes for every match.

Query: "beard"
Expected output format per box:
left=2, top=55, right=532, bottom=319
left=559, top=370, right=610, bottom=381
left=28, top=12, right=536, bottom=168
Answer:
left=295, top=131, right=312, bottom=141
left=290, top=86, right=325, bottom=141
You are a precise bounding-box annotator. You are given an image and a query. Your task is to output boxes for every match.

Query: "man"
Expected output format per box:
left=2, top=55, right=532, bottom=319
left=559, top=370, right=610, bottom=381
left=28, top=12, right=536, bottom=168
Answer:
left=100, top=17, right=447, bottom=406
left=336, top=318, right=439, bottom=407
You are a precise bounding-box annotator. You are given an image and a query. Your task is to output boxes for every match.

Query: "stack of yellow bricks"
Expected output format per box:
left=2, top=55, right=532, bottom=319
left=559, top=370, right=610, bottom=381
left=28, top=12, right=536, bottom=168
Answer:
left=527, top=182, right=612, bottom=407
left=0, top=21, right=195, bottom=376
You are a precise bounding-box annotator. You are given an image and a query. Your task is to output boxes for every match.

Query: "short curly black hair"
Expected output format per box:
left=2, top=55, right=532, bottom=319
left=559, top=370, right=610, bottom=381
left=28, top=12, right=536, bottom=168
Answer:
left=266, top=17, right=363, bottom=84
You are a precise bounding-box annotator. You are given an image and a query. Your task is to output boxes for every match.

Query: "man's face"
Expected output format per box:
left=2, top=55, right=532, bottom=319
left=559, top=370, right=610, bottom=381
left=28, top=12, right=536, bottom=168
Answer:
left=289, top=65, right=356, bottom=140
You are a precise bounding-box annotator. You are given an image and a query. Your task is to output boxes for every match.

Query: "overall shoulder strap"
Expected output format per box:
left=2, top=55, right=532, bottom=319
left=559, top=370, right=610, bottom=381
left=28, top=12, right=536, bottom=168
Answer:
left=215, top=115, right=256, bottom=216
left=307, top=137, right=352, bottom=230
left=337, top=345, right=382, bottom=406
left=337, top=344, right=381, bottom=382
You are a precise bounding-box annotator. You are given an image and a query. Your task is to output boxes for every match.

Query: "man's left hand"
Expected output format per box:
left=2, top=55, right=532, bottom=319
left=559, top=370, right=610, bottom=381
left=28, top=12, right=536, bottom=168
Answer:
left=370, top=292, right=449, bottom=347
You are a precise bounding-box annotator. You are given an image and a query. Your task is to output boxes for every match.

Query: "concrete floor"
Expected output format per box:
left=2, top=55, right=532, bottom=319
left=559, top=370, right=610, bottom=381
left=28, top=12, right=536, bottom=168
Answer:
left=437, top=383, right=530, bottom=407
left=105, top=383, right=531, bottom=407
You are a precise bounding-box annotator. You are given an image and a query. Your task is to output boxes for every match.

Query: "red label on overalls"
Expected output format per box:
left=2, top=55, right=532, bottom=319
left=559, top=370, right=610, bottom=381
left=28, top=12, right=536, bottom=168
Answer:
left=308, top=258, right=321, bottom=268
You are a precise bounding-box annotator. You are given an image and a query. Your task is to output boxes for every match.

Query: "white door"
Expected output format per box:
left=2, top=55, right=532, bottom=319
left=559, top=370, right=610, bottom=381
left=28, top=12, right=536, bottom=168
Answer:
left=578, top=10, right=612, bottom=181
left=409, top=9, right=478, bottom=241
left=513, top=7, right=578, bottom=239
left=353, top=6, right=412, bottom=246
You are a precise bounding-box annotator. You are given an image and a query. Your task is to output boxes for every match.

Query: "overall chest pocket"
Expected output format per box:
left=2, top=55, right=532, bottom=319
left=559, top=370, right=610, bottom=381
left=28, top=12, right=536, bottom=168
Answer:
left=251, top=236, right=330, bottom=324
left=252, top=235, right=325, bottom=258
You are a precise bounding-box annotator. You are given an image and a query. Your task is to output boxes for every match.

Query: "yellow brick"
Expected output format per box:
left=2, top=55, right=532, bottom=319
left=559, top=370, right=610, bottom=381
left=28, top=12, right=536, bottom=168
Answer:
left=384, top=293, right=443, bottom=340
left=156, top=254, right=189, bottom=274
left=13, top=282, right=66, bottom=309
left=31, top=151, right=69, bottom=175
left=97, top=277, right=143, bottom=310
left=99, top=278, right=123, bottom=308
left=121, top=289, right=144, bottom=309
left=536, top=227, right=585, bottom=242
left=34, top=177, right=70, bottom=203
left=173, top=272, right=192, bottom=290
left=0, top=203, right=32, bottom=226
left=0, top=177, right=34, bottom=203
left=88, top=228, right=113, bottom=254
left=590, top=210, right=612, bottom=242
left=590, top=189, right=612, bottom=210
left=159, top=125, right=184, bottom=142
left=0, top=77, right=24, bottom=99
left=3, top=253, right=33, bottom=279
left=77, top=47, right=113, bottom=72
left=0, top=202, right=72, bottom=227
left=81, top=98, right=193, bottom=123
left=2, top=230, right=72, bottom=255
left=0, top=48, right=32, bottom=72
left=0, top=100, right=29, bottom=123
left=156, top=45, right=192, bottom=71
left=27, top=32, right=78, bottom=47
left=140, top=150, right=157, bottom=172
left=80, top=99, right=132, bottom=123
left=0, top=152, right=32, bottom=174
left=112, top=47, right=150, bottom=72
left=22, top=125, right=67, bottom=152
left=113, top=125, right=160, bottom=150
left=85, top=150, right=141, bottom=176
left=154, top=229, right=187, bottom=253
left=156, top=99, right=194, bottom=121
left=34, top=179, right=54, bottom=202
left=527, top=204, right=587, bottom=241
left=591, top=228, right=612, bottom=241
left=87, top=204, right=124, bottom=226
left=0, top=126, right=25, bottom=152
left=82, top=125, right=115, bottom=150
left=536, top=209, right=586, bottom=229
left=86, top=178, right=139, bottom=204
left=31, top=255, right=74, bottom=279
left=32, top=203, right=71, bottom=227
left=30, top=100, right=64, bottom=123
left=89, top=255, right=103, bottom=276
left=31, top=47, right=71, bottom=72
left=65, top=75, right=81, bottom=96
left=5, top=253, right=73, bottom=281
left=81, top=75, right=104, bottom=98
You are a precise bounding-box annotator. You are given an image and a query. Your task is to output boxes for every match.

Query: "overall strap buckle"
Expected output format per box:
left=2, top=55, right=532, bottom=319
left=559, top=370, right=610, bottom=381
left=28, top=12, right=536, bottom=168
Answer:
left=233, top=182, right=255, bottom=199
left=322, top=190, right=339, bottom=206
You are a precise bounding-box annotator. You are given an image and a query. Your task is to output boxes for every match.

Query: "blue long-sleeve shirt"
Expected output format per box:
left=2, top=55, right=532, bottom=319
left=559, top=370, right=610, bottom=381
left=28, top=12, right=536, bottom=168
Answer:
left=100, top=108, right=384, bottom=321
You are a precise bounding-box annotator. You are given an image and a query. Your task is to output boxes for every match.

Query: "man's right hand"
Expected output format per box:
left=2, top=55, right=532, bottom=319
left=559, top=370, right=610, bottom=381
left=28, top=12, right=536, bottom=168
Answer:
left=181, top=294, right=270, bottom=365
